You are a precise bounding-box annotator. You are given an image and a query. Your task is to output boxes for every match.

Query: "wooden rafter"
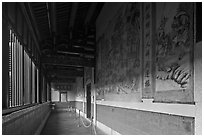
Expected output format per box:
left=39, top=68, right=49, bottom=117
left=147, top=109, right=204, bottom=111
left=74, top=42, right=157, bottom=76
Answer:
left=48, top=69, right=83, bottom=77
left=41, top=56, right=95, bottom=67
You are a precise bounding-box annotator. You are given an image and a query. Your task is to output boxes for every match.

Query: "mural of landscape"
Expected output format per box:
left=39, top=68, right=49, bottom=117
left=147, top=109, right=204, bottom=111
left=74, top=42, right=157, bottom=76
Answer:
left=96, top=3, right=142, bottom=100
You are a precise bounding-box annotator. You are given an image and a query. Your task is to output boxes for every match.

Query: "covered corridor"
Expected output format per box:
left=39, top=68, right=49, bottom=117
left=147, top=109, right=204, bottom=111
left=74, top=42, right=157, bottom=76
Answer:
left=2, top=2, right=202, bottom=135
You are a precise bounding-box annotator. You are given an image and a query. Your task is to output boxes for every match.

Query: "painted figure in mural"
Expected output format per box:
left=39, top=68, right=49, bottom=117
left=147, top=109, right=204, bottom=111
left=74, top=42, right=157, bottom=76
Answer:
left=156, top=7, right=191, bottom=89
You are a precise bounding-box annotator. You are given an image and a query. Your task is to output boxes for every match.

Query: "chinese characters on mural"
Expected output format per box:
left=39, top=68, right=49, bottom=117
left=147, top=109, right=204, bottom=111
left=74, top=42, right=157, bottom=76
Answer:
left=143, top=3, right=153, bottom=98
left=55, top=84, right=72, bottom=90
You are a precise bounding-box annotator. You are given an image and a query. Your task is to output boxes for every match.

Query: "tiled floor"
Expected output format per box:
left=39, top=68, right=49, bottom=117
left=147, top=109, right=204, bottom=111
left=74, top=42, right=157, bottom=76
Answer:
left=41, top=110, right=105, bottom=135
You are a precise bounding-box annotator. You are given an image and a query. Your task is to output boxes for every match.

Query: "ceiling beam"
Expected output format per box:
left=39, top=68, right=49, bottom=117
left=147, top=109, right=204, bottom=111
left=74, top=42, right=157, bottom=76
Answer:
left=41, top=49, right=95, bottom=58
left=69, top=2, right=78, bottom=29
left=48, top=69, right=83, bottom=77
left=85, top=3, right=97, bottom=24
left=56, top=44, right=95, bottom=56
left=50, top=77, right=76, bottom=83
left=41, top=56, right=95, bottom=67
left=45, top=64, right=83, bottom=71
left=72, top=40, right=95, bottom=50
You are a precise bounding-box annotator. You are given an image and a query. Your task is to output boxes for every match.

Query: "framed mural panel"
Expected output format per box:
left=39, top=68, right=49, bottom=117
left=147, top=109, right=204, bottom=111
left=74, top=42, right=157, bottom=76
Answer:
left=154, top=3, right=194, bottom=103
left=96, top=3, right=142, bottom=102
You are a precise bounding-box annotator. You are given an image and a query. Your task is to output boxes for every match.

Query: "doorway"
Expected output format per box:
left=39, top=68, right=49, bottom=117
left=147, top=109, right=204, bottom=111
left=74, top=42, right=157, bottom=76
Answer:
left=86, top=83, right=91, bottom=118
left=60, top=92, right=67, bottom=102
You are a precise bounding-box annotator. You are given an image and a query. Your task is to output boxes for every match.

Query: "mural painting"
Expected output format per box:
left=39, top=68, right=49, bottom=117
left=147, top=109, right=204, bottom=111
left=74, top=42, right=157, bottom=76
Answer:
left=155, top=3, right=193, bottom=91
left=96, top=3, right=141, bottom=100
left=155, top=3, right=194, bottom=102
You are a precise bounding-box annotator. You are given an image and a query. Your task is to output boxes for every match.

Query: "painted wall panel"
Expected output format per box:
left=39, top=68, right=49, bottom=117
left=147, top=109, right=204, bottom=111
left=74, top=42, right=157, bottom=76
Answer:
left=154, top=3, right=194, bottom=103
left=96, top=3, right=142, bottom=102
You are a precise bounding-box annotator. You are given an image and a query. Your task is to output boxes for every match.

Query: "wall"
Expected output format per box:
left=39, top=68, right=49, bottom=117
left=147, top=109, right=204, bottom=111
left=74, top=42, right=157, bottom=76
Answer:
left=94, top=2, right=199, bottom=135
left=75, top=77, right=84, bottom=102
left=2, top=103, right=51, bottom=135
left=51, top=88, right=60, bottom=101
left=96, top=2, right=195, bottom=103
left=51, top=83, right=77, bottom=102
left=194, top=42, right=202, bottom=134
left=50, top=82, right=78, bottom=112
left=96, top=104, right=194, bottom=135
left=67, top=83, right=77, bottom=101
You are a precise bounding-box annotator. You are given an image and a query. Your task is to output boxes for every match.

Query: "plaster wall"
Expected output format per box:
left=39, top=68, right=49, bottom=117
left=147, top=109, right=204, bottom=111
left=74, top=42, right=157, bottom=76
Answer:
left=93, top=2, right=199, bottom=134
